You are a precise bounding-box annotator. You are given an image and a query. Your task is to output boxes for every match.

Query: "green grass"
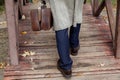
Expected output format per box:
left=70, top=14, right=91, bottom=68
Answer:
left=111, top=0, right=117, bottom=6
left=87, top=0, right=117, bottom=6
left=0, top=5, right=4, bottom=14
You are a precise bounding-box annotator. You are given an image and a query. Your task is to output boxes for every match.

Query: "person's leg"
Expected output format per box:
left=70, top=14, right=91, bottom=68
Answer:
left=69, top=23, right=81, bottom=56
left=55, top=28, right=73, bottom=70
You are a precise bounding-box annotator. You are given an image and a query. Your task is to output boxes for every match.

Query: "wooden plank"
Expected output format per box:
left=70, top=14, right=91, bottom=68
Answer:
left=115, top=0, right=120, bottom=58
left=19, top=23, right=112, bottom=47
left=19, top=51, right=113, bottom=61
left=5, top=0, right=19, bottom=65
left=19, top=31, right=111, bottom=41
left=18, top=0, right=23, bottom=19
left=19, top=23, right=111, bottom=39
left=25, top=56, right=120, bottom=71
left=4, top=56, right=120, bottom=79
left=19, top=29, right=112, bottom=45
left=7, top=73, right=120, bottom=80
left=19, top=45, right=112, bottom=60
left=5, top=66, right=120, bottom=77
left=19, top=43, right=112, bottom=52
left=19, top=40, right=112, bottom=48
left=5, top=56, right=119, bottom=71
left=5, top=56, right=120, bottom=70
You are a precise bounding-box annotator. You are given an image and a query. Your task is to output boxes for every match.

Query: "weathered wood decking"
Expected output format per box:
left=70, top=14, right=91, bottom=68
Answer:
left=4, top=3, right=120, bottom=80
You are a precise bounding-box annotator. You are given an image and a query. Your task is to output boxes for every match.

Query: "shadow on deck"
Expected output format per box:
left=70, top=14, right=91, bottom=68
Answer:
left=4, top=3, right=120, bottom=80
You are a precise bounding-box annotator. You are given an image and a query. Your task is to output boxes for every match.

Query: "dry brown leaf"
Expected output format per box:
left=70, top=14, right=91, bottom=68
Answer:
left=0, top=21, right=6, bottom=25
left=0, top=62, right=7, bottom=69
left=76, top=72, right=83, bottom=76
left=24, top=41, right=28, bottom=44
left=29, top=51, right=36, bottom=55
left=30, top=58, right=33, bottom=62
left=31, top=67, right=35, bottom=70
left=22, top=15, right=26, bottom=20
left=21, top=51, right=36, bottom=57
left=21, top=31, right=27, bottom=35
left=100, top=63, right=105, bottom=67
left=32, top=0, right=39, bottom=4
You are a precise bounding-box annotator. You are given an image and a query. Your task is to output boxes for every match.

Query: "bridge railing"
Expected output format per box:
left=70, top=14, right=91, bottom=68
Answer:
left=90, top=0, right=115, bottom=39
left=87, top=0, right=120, bottom=58
left=5, top=0, right=30, bottom=65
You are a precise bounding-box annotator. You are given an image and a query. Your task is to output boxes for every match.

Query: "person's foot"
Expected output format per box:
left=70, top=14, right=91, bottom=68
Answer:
left=57, top=60, right=72, bottom=78
left=71, top=45, right=80, bottom=56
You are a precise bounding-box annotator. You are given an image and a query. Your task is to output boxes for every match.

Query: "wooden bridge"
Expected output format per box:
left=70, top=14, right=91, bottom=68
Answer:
left=4, top=0, right=120, bottom=80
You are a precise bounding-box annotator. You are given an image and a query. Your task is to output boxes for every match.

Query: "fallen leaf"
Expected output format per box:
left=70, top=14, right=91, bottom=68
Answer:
left=22, top=15, right=26, bottom=20
left=100, top=63, right=105, bottom=67
left=24, top=41, right=28, bottom=44
left=21, top=53, right=27, bottom=57
left=29, top=51, right=36, bottom=55
left=21, top=51, right=30, bottom=57
left=32, top=0, right=39, bottom=4
left=76, top=72, right=83, bottom=76
left=21, top=31, right=27, bottom=35
left=0, top=62, right=7, bottom=69
left=21, top=51, right=36, bottom=57
left=0, top=21, right=6, bottom=25
left=30, top=58, right=33, bottom=62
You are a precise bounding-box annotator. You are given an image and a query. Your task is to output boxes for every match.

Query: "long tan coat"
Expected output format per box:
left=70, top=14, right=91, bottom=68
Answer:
left=49, top=0, right=84, bottom=31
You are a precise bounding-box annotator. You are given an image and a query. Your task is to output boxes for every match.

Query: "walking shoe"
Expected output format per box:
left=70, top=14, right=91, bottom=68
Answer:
left=71, top=45, right=80, bottom=56
left=57, top=60, right=72, bottom=78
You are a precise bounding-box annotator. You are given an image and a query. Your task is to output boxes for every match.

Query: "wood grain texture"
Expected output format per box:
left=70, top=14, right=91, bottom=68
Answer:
left=4, top=3, right=120, bottom=80
left=5, top=0, right=19, bottom=65
left=115, top=0, right=120, bottom=58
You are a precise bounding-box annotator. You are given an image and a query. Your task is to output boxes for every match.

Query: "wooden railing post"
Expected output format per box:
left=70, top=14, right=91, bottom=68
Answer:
left=19, top=0, right=23, bottom=19
left=115, top=0, right=120, bottom=58
left=90, top=0, right=118, bottom=58
left=105, top=0, right=115, bottom=40
left=23, top=0, right=29, bottom=5
left=84, top=0, right=87, bottom=4
left=5, top=0, right=19, bottom=65
left=93, top=0, right=105, bottom=17
left=90, top=0, right=115, bottom=46
left=91, top=0, right=99, bottom=16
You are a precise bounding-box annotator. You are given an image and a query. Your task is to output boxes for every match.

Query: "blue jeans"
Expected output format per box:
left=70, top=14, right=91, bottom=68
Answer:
left=55, top=24, right=81, bottom=70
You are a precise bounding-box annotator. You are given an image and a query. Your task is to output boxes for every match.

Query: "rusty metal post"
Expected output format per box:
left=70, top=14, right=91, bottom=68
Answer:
left=5, top=0, right=19, bottom=65
left=115, top=0, right=120, bottom=58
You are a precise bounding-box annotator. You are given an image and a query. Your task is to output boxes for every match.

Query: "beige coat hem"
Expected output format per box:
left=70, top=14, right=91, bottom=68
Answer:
left=49, top=0, right=84, bottom=31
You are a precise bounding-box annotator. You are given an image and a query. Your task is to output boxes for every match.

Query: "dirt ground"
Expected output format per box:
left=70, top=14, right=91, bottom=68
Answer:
left=0, top=13, right=8, bottom=62
left=0, top=13, right=8, bottom=80
left=0, top=28, right=8, bottom=62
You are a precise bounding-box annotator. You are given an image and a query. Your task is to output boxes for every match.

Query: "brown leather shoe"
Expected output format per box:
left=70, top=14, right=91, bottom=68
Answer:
left=57, top=61, right=72, bottom=78
left=71, top=45, right=80, bottom=56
